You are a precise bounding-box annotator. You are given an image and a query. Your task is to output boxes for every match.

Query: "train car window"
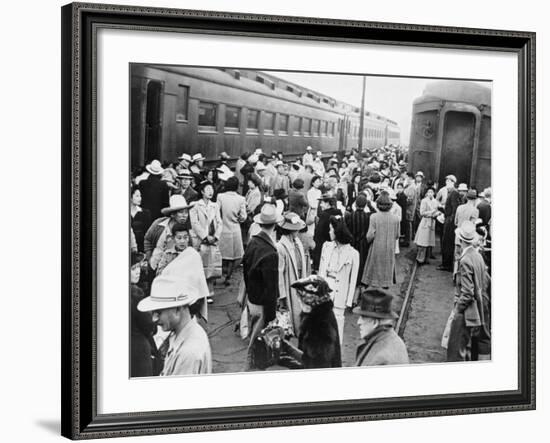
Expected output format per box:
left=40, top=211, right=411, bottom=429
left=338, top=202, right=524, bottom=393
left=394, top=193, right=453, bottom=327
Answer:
left=302, top=118, right=311, bottom=135
left=225, top=106, right=240, bottom=131
left=176, top=85, right=189, bottom=122
left=264, top=112, right=275, bottom=134
left=312, top=119, right=320, bottom=136
left=247, top=109, right=259, bottom=132
left=198, top=102, right=217, bottom=130
left=291, top=116, right=301, bottom=135
left=321, top=121, right=328, bottom=136
left=279, top=114, right=289, bottom=134
left=330, top=122, right=336, bottom=136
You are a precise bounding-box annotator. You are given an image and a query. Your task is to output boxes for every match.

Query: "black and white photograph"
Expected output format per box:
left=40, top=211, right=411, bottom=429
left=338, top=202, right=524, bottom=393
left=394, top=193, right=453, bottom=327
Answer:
left=129, top=65, right=492, bottom=377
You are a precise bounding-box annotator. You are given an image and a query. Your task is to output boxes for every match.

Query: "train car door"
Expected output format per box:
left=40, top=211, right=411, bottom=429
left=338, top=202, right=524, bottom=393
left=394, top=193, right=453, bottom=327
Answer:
left=439, top=111, right=475, bottom=186
left=144, top=80, right=162, bottom=162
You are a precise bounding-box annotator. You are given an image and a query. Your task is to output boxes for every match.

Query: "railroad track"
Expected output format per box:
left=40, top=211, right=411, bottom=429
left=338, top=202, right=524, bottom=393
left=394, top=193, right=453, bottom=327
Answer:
left=396, top=260, right=419, bottom=337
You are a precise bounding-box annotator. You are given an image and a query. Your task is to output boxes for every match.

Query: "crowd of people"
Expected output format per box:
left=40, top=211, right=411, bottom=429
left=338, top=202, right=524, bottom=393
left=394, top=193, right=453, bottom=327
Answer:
left=129, top=144, right=492, bottom=376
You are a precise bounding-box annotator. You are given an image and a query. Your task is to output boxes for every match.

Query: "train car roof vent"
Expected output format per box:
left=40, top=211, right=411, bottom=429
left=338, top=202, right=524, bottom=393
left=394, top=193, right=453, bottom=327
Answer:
left=234, top=70, right=241, bottom=80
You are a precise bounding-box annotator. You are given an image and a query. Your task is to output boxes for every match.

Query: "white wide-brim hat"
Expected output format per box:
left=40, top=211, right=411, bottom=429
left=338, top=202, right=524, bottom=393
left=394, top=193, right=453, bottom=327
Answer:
left=455, top=220, right=478, bottom=244
left=161, top=195, right=193, bottom=215
left=253, top=203, right=284, bottom=225
left=178, top=153, right=192, bottom=162
left=192, top=153, right=206, bottom=162
left=278, top=212, right=306, bottom=231
left=138, top=274, right=200, bottom=312
left=145, top=159, right=164, bottom=175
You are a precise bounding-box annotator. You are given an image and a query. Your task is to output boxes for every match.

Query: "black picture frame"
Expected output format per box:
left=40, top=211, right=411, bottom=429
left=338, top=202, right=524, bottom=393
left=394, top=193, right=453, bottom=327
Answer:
left=61, top=2, right=536, bottom=439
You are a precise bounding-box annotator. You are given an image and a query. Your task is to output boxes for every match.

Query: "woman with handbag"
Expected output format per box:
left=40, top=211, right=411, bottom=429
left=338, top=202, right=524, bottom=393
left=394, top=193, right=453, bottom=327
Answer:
left=190, top=181, right=223, bottom=303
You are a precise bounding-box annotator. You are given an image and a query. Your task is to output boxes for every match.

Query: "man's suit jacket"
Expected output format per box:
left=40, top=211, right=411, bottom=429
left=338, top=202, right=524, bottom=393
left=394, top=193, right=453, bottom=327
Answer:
left=243, top=231, right=279, bottom=323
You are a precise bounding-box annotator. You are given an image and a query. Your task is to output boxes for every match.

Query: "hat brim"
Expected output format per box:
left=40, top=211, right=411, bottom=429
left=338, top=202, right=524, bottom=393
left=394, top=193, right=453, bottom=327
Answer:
left=253, top=213, right=284, bottom=225
left=352, top=307, right=398, bottom=319
left=161, top=204, right=192, bottom=215
left=137, top=295, right=200, bottom=312
left=278, top=220, right=306, bottom=231
left=146, top=165, right=164, bottom=175
left=455, top=228, right=477, bottom=244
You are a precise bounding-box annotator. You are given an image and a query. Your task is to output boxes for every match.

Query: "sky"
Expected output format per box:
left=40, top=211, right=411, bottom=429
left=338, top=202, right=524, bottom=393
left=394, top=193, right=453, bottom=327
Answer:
left=265, top=71, right=491, bottom=146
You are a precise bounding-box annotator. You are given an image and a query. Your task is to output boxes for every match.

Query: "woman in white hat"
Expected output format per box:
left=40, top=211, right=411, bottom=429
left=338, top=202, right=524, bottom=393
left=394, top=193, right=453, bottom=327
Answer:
left=276, top=212, right=308, bottom=334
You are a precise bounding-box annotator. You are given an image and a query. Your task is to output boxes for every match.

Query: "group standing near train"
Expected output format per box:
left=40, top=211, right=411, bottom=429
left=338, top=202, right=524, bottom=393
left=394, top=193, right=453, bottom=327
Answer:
left=129, top=69, right=492, bottom=376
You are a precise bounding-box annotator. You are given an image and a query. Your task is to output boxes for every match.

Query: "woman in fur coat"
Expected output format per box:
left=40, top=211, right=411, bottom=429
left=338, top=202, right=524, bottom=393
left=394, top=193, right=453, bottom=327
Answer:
left=290, top=275, right=342, bottom=369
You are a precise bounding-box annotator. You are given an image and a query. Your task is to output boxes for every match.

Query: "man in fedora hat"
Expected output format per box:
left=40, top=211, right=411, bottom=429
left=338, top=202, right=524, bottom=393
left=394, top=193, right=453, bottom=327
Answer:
left=190, top=153, right=206, bottom=184
left=447, top=221, right=490, bottom=362
left=269, top=160, right=290, bottom=197
left=243, top=204, right=283, bottom=370
left=178, top=153, right=192, bottom=170
left=452, top=188, right=480, bottom=274
left=173, top=169, right=199, bottom=203
left=137, top=274, right=212, bottom=376
left=145, top=195, right=193, bottom=271
left=354, top=287, right=409, bottom=366
left=139, top=159, right=170, bottom=221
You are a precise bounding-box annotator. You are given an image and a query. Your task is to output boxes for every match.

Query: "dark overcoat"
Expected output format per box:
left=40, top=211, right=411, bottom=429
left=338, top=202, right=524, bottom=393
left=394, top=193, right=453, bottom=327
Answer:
left=243, top=231, right=279, bottom=323
left=344, top=209, right=371, bottom=285
left=139, top=174, right=169, bottom=221
left=441, top=188, right=462, bottom=268
left=130, top=284, right=157, bottom=377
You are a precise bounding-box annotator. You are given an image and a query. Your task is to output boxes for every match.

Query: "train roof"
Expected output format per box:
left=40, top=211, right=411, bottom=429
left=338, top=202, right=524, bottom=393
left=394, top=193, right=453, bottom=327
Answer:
left=142, top=64, right=399, bottom=126
left=414, top=80, right=491, bottom=107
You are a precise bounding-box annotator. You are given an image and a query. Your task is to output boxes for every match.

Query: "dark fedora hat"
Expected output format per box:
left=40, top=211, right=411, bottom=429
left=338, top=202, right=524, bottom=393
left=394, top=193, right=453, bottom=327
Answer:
left=353, top=287, right=398, bottom=319
left=466, top=189, right=478, bottom=200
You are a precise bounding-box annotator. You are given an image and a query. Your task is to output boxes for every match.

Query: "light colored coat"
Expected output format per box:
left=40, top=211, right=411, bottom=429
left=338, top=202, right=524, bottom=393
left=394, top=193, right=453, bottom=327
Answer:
left=189, top=199, right=223, bottom=249
left=355, top=326, right=409, bottom=366
left=276, top=235, right=307, bottom=333
left=318, top=241, right=359, bottom=310
left=362, top=211, right=400, bottom=287
left=414, top=196, right=439, bottom=247
left=216, top=191, right=247, bottom=260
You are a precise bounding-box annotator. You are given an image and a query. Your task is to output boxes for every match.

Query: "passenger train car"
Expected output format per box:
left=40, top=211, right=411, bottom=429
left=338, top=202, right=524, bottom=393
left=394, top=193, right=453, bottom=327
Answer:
left=408, top=81, right=491, bottom=191
left=130, top=65, right=400, bottom=168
